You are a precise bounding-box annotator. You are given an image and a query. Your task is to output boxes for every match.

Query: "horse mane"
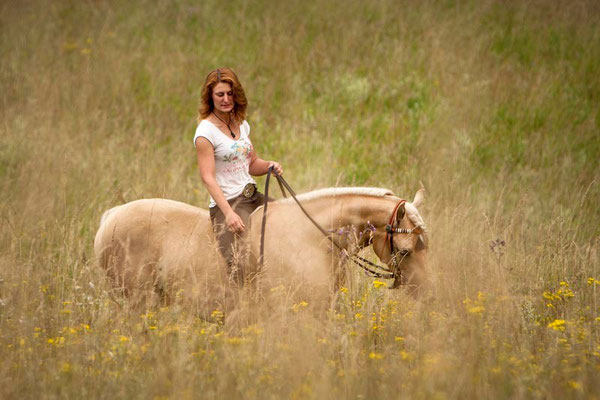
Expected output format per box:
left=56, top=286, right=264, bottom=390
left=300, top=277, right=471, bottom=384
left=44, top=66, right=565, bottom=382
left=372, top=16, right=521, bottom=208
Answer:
left=277, top=187, right=394, bottom=204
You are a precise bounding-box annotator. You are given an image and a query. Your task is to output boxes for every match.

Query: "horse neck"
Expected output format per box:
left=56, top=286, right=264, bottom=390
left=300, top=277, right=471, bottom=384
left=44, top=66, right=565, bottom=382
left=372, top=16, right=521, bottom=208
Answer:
left=300, top=194, right=398, bottom=232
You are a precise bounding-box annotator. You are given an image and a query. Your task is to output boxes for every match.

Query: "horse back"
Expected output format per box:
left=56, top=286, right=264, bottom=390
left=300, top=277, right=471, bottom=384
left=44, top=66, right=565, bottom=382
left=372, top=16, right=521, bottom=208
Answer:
left=93, top=198, right=223, bottom=296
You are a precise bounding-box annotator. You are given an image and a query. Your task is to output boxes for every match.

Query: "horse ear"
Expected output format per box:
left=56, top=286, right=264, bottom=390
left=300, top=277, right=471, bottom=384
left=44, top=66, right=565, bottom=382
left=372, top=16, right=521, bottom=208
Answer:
left=415, top=235, right=427, bottom=250
left=396, top=203, right=406, bottom=223
left=412, top=188, right=425, bottom=208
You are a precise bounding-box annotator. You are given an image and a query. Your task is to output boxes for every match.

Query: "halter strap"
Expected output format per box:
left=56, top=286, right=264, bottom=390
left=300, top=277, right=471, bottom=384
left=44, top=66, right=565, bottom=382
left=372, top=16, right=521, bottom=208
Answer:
left=388, top=200, right=406, bottom=225
left=386, top=199, right=406, bottom=255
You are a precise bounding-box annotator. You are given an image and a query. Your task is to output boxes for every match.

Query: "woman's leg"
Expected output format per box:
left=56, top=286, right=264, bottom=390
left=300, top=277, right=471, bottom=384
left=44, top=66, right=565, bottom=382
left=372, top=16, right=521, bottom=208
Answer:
left=209, top=192, right=269, bottom=286
left=209, top=205, right=236, bottom=268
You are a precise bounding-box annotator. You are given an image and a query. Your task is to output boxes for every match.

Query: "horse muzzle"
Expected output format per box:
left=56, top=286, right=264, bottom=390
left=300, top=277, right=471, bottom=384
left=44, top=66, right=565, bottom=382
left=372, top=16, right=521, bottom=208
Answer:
left=387, top=250, right=410, bottom=289
left=390, top=267, right=403, bottom=289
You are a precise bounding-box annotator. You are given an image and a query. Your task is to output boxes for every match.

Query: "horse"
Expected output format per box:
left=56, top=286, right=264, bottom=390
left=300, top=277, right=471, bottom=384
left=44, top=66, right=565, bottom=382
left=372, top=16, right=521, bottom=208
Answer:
left=93, top=187, right=429, bottom=315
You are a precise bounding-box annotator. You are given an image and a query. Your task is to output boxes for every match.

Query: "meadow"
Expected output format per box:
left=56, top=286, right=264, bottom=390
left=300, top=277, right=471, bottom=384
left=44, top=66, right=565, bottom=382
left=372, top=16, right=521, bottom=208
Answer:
left=1, top=0, right=599, bottom=398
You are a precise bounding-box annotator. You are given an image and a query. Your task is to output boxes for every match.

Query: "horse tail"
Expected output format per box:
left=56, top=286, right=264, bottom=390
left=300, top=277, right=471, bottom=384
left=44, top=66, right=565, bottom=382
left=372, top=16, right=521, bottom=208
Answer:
left=95, top=205, right=122, bottom=263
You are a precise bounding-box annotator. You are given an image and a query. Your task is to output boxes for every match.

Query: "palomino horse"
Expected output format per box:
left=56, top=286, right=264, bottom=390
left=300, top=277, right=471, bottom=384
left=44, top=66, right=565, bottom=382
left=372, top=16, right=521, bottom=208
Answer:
left=93, top=187, right=429, bottom=314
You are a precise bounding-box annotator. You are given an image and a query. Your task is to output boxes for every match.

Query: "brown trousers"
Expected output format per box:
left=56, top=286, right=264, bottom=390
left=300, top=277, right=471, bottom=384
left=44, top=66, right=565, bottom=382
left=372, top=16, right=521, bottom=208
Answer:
left=209, top=190, right=269, bottom=271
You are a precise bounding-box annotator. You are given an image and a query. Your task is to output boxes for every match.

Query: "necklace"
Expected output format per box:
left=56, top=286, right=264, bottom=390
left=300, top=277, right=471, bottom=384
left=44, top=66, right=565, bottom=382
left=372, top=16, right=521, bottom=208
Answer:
left=212, top=112, right=235, bottom=138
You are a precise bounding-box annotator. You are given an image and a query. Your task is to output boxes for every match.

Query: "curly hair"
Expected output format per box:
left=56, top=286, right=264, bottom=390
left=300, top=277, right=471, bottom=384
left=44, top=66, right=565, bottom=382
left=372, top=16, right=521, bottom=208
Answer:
left=198, top=68, right=247, bottom=123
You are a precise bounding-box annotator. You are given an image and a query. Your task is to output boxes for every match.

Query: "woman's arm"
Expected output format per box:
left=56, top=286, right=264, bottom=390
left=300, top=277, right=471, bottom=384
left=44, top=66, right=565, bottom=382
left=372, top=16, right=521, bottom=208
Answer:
left=248, top=149, right=283, bottom=176
left=195, top=137, right=245, bottom=232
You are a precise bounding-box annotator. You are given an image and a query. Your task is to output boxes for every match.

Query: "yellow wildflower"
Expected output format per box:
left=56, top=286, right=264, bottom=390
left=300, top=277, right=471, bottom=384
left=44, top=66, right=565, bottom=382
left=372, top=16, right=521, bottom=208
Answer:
left=270, top=284, right=285, bottom=293
left=61, top=363, right=71, bottom=373
left=369, top=352, right=384, bottom=360
left=242, top=325, right=264, bottom=336
left=543, top=291, right=559, bottom=301
left=292, top=301, right=308, bottom=312
left=400, top=350, right=413, bottom=361
left=468, top=306, right=485, bottom=315
left=547, top=319, right=566, bottom=331
left=211, top=310, right=224, bottom=323
left=227, top=337, right=244, bottom=345
left=373, top=280, right=386, bottom=289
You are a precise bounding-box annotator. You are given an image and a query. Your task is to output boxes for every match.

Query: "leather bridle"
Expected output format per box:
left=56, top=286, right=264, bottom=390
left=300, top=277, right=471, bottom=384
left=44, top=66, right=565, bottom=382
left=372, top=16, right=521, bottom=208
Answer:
left=384, top=199, right=419, bottom=259
left=259, top=168, right=418, bottom=281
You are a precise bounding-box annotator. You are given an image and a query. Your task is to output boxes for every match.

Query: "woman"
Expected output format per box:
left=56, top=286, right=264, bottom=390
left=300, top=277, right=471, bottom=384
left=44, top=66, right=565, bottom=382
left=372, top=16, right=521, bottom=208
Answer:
left=194, top=68, right=283, bottom=284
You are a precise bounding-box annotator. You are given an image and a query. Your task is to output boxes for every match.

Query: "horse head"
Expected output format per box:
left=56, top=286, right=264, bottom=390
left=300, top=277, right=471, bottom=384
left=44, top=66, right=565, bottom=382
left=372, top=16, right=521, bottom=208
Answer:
left=370, top=189, right=428, bottom=290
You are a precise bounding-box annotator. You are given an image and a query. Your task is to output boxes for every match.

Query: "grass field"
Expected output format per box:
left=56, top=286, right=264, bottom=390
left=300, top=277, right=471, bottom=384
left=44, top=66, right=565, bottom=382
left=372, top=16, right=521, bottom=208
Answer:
left=1, top=0, right=599, bottom=398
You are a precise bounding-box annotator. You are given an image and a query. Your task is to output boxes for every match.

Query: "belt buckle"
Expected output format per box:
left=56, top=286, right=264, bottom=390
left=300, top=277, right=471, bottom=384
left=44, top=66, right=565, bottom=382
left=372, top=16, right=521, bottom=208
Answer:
left=242, top=183, right=255, bottom=198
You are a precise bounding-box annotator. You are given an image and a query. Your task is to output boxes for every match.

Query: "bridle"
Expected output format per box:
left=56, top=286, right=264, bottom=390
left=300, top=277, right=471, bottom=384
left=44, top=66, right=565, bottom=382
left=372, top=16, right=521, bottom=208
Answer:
left=259, top=168, right=418, bottom=281
left=384, top=199, right=419, bottom=258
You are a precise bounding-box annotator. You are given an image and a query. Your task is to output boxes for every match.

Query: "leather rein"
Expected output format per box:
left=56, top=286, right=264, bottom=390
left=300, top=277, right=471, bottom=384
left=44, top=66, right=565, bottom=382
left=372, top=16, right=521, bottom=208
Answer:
left=259, top=168, right=411, bottom=280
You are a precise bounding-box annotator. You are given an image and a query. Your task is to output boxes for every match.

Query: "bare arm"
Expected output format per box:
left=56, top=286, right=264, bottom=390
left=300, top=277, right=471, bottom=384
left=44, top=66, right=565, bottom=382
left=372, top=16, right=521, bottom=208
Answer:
left=195, top=137, right=245, bottom=232
left=248, top=149, right=283, bottom=176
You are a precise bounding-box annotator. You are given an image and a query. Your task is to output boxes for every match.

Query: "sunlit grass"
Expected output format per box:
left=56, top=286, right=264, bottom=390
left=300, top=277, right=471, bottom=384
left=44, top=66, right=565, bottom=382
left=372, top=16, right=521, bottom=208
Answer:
left=1, top=0, right=599, bottom=398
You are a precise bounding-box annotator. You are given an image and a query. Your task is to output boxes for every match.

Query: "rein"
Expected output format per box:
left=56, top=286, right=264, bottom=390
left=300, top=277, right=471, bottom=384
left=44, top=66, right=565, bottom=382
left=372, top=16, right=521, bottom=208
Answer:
left=259, top=168, right=398, bottom=280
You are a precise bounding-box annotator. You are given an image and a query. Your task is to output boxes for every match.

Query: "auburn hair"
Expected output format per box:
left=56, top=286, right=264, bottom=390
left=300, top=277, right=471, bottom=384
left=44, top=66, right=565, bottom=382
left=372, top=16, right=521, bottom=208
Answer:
left=198, top=68, right=247, bottom=123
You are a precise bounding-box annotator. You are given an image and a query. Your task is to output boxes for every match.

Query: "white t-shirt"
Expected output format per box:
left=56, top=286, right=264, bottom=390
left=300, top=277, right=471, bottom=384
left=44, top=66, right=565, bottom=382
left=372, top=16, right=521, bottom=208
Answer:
left=194, top=119, right=256, bottom=208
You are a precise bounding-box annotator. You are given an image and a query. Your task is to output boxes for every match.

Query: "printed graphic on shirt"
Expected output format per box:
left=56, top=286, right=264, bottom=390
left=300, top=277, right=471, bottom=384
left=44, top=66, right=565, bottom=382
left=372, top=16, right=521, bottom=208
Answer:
left=222, top=138, right=253, bottom=174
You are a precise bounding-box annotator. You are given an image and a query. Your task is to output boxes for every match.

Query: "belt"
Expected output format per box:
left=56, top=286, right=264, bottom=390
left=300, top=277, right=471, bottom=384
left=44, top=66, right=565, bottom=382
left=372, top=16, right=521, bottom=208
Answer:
left=242, top=183, right=257, bottom=198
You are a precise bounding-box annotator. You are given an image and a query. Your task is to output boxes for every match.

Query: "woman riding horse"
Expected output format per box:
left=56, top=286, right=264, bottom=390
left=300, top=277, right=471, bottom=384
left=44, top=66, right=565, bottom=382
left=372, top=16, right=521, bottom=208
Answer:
left=194, top=68, right=283, bottom=285
left=93, top=187, right=429, bottom=313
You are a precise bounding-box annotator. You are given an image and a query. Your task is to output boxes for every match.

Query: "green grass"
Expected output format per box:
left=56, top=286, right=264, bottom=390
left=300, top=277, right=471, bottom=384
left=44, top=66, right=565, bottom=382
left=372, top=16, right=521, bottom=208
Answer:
left=1, top=0, right=599, bottom=398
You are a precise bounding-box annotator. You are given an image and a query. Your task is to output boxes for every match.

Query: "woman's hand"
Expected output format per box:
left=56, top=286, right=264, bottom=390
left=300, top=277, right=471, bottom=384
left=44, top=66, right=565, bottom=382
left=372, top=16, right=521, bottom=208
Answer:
left=225, top=210, right=245, bottom=233
left=268, top=161, right=283, bottom=176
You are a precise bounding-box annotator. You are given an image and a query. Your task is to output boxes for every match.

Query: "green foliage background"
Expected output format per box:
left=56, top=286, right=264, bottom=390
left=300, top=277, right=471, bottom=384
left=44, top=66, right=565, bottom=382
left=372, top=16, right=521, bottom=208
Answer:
left=1, top=0, right=599, bottom=398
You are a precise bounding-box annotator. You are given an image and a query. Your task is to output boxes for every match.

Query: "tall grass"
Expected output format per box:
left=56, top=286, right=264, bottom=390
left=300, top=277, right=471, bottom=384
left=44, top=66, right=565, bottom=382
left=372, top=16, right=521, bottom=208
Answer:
left=1, top=0, right=599, bottom=398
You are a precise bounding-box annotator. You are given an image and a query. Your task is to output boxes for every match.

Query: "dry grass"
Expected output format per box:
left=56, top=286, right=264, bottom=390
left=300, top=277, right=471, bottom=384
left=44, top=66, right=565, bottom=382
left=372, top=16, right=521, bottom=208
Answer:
left=1, top=0, right=599, bottom=398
